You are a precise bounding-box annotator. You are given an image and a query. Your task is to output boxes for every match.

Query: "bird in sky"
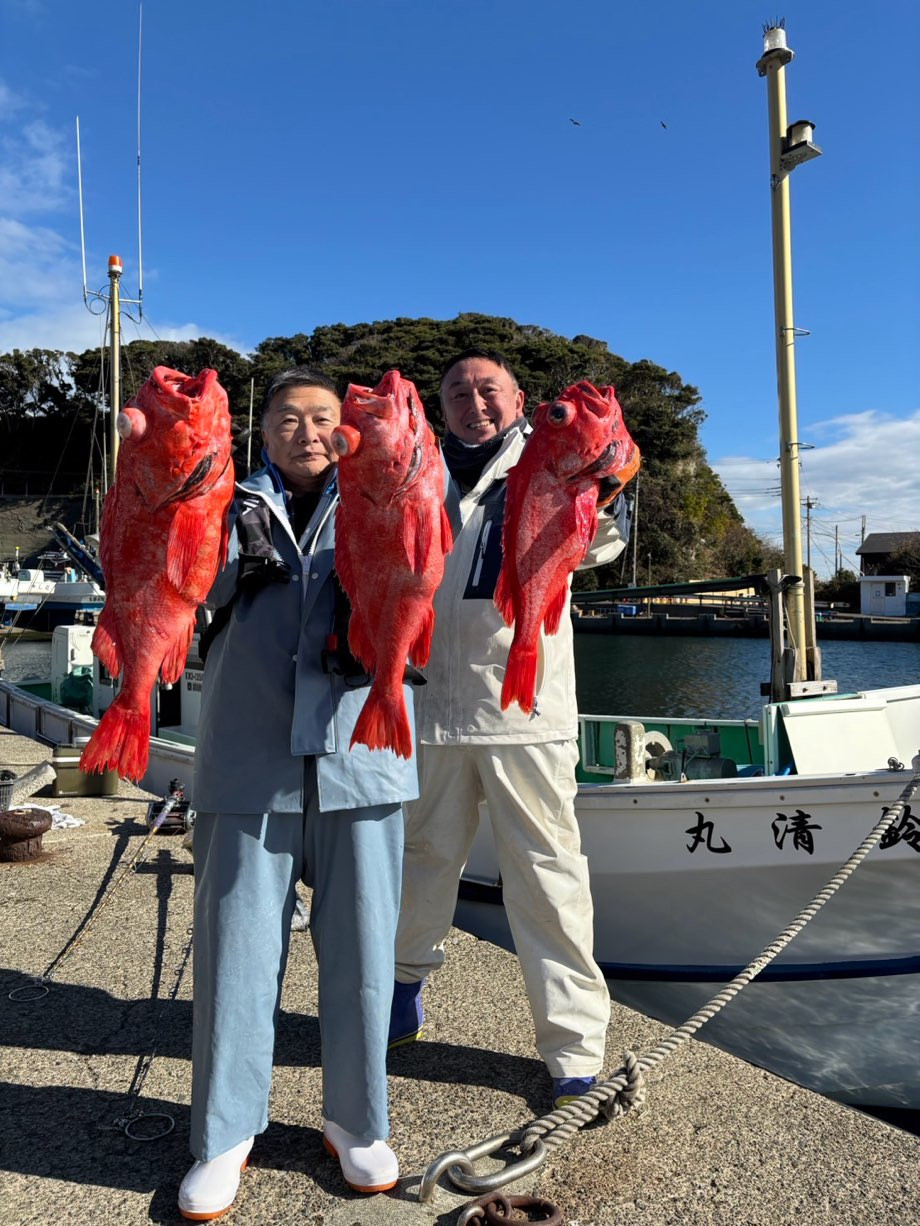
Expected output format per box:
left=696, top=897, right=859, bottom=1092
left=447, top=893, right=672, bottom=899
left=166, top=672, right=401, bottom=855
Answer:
left=660, top=120, right=668, bottom=129
left=569, top=117, right=582, bottom=126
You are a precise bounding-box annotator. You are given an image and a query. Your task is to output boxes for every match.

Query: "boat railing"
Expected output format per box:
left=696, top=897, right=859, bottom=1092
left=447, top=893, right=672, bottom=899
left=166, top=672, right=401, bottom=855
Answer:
left=577, top=713, right=765, bottom=783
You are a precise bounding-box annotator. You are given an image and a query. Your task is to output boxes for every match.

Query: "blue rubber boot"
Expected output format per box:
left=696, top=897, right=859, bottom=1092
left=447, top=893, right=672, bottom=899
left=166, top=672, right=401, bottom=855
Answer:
left=552, top=1076, right=598, bottom=1108
left=387, top=980, right=425, bottom=1050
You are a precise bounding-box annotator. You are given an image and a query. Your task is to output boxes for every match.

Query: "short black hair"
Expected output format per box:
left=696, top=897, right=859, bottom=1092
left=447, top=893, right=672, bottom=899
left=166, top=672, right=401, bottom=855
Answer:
left=261, top=367, right=339, bottom=420
left=438, top=348, right=520, bottom=391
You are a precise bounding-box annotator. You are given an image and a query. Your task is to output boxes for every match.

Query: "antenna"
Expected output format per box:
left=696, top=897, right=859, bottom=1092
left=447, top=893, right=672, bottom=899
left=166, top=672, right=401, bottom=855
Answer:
left=136, top=1, right=144, bottom=317
left=75, top=0, right=144, bottom=323
left=76, top=116, right=89, bottom=305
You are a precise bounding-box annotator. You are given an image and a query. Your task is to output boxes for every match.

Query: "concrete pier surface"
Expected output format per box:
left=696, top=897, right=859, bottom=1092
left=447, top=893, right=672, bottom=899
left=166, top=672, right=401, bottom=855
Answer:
left=1, top=722, right=918, bottom=1225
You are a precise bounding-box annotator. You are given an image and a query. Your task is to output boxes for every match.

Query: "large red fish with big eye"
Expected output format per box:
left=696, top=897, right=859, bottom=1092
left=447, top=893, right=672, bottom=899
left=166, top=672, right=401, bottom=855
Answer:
left=332, top=370, right=452, bottom=758
left=80, top=367, right=234, bottom=782
left=495, top=380, right=640, bottom=713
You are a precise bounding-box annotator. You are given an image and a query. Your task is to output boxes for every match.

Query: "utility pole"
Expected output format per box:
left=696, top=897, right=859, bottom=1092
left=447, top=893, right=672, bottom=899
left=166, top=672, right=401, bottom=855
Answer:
left=757, top=22, right=822, bottom=680
left=107, top=255, right=123, bottom=485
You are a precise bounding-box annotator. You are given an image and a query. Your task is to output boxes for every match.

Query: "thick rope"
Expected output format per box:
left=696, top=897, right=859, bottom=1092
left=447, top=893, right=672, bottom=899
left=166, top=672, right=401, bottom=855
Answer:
left=514, top=763, right=920, bottom=1157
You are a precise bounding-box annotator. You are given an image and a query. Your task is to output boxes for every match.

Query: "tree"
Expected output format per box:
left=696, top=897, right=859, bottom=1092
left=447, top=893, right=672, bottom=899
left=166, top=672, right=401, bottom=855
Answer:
left=0, top=314, right=778, bottom=582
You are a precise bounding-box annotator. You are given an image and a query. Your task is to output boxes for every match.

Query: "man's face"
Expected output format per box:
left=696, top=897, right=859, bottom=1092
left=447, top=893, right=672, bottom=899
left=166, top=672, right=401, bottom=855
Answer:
left=262, top=384, right=341, bottom=493
left=440, top=358, right=525, bottom=444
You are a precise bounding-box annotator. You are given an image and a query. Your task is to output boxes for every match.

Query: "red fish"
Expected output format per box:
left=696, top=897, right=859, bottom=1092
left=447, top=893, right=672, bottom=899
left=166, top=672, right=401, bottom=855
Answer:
left=80, top=367, right=234, bottom=781
left=495, top=380, right=640, bottom=712
left=332, top=370, right=452, bottom=758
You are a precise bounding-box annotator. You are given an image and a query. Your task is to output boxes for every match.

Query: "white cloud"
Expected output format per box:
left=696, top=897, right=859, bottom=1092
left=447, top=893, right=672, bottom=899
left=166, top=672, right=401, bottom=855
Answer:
left=0, top=114, right=71, bottom=214
left=714, top=409, right=920, bottom=577
left=0, top=77, right=250, bottom=358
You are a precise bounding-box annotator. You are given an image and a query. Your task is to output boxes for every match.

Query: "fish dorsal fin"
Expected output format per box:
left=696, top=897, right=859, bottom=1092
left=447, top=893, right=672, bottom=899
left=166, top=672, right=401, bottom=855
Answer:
left=167, top=502, right=207, bottom=591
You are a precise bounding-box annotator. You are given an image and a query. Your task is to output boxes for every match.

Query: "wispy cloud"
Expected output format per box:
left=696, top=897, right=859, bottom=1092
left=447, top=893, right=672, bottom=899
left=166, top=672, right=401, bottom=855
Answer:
left=0, top=76, right=248, bottom=357
left=0, top=109, right=71, bottom=214
left=714, top=409, right=920, bottom=576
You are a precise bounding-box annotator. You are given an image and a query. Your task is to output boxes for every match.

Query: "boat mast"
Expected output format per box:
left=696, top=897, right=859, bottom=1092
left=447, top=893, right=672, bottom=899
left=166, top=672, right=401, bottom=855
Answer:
left=756, top=22, right=821, bottom=682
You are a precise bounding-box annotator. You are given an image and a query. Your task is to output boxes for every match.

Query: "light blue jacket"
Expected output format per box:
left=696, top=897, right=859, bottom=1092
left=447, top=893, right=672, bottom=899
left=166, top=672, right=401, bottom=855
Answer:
left=192, top=467, right=419, bottom=814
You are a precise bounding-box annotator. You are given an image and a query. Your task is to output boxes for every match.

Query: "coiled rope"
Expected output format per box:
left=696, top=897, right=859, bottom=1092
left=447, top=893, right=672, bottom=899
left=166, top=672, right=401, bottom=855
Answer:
left=421, top=760, right=920, bottom=1200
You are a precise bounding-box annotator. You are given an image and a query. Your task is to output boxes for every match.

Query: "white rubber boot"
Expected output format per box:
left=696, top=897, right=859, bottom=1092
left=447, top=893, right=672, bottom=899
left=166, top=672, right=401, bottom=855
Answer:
left=178, top=1136, right=253, bottom=1220
left=322, top=1119, right=398, bottom=1193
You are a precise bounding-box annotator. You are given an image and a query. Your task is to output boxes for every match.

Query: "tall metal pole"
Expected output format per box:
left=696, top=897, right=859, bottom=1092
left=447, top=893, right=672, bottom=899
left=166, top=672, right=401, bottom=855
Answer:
left=757, top=25, right=807, bottom=677
left=630, top=470, right=639, bottom=587
left=247, top=377, right=255, bottom=475
left=804, top=495, right=814, bottom=571
left=107, top=254, right=124, bottom=487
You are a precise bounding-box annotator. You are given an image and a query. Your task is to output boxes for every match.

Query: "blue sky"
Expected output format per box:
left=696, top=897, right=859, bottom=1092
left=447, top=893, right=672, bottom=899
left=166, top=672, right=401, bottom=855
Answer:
left=1, top=0, right=917, bottom=577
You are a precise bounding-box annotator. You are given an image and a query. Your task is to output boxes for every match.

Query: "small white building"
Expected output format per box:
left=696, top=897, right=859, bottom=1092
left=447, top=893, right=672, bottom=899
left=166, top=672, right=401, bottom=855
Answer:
left=859, top=575, right=910, bottom=617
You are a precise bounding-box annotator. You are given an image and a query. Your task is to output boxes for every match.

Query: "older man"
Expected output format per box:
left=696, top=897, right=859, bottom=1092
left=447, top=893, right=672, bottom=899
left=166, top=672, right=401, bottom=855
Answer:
left=180, top=367, right=416, bottom=1219
left=392, top=349, right=630, bottom=1108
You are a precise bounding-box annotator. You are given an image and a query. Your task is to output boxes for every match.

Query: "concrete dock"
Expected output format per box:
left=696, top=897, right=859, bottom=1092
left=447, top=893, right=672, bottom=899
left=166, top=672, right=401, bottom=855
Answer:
left=1, top=722, right=918, bottom=1225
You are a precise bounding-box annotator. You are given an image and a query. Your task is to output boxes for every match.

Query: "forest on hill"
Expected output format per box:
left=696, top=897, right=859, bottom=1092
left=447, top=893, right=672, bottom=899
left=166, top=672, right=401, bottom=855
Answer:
left=0, top=312, right=782, bottom=588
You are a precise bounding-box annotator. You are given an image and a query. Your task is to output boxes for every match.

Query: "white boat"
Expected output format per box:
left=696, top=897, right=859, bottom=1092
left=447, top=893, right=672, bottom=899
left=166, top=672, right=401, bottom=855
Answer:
left=3, top=646, right=918, bottom=1108
left=457, top=690, right=920, bottom=1109
left=0, top=567, right=105, bottom=633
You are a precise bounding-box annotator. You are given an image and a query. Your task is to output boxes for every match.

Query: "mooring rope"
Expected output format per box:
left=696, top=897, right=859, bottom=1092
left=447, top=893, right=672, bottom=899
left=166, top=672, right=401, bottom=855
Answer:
left=421, top=760, right=920, bottom=1200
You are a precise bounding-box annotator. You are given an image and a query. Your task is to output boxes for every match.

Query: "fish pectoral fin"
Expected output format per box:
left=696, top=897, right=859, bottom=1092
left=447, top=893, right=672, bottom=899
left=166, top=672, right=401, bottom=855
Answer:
left=167, top=503, right=207, bottom=591
left=405, top=505, right=433, bottom=574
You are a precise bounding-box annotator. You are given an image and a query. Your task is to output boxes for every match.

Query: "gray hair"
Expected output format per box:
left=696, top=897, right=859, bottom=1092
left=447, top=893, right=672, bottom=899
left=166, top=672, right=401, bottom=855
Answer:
left=261, top=367, right=339, bottom=420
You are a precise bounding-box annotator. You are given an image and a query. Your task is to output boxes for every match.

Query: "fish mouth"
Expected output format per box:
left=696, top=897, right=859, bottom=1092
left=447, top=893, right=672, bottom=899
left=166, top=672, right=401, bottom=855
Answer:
left=347, top=390, right=396, bottom=420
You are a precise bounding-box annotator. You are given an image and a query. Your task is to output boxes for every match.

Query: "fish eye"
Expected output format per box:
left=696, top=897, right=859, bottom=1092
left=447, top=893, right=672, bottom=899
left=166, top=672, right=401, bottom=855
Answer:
left=547, top=402, right=574, bottom=427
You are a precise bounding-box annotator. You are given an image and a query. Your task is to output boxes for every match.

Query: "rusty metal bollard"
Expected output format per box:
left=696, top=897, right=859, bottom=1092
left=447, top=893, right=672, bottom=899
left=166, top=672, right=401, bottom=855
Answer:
left=0, top=806, right=53, bottom=862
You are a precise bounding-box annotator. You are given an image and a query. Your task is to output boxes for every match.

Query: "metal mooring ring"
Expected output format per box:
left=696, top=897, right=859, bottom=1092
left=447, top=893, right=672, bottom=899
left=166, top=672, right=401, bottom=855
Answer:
left=9, top=981, right=50, bottom=1003
left=123, top=1112, right=175, bottom=1141
left=459, top=1194, right=564, bottom=1225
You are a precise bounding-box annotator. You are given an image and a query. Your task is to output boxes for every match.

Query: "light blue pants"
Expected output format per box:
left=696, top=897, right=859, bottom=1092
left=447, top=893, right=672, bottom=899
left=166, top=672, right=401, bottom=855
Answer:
left=189, top=782, right=404, bottom=1160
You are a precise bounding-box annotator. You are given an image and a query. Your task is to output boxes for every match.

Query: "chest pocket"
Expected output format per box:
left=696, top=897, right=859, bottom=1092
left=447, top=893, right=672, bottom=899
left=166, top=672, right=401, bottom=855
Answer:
left=463, top=481, right=507, bottom=600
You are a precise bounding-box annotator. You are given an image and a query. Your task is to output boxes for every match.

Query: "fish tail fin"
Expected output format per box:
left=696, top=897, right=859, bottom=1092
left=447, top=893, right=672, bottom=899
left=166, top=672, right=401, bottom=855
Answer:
left=543, top=585, right=568, bottom=635
left=92, top=613, right=121, bottom=677
left=501, top=643, right=537, bottom=713
left=493, top=564, right=515, bottom=627
left=408, top=607, right=435, bottom=667
left=350, top=687, right=412, bottom=759
left=160, top=619, right=194, bottom=685
left=79, top=698, right=150, bottom=782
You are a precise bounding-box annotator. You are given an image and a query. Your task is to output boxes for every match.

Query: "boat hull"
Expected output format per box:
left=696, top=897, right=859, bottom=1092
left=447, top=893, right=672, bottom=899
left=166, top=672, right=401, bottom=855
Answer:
left=457, top=770, right=920, bottom=1108
left=3, top=674, right=919, bottom=1107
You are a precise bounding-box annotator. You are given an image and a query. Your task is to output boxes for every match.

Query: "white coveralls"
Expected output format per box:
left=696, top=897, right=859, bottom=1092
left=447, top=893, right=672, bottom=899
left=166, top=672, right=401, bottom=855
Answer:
left=395, top=423, right=626, bottom=1076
